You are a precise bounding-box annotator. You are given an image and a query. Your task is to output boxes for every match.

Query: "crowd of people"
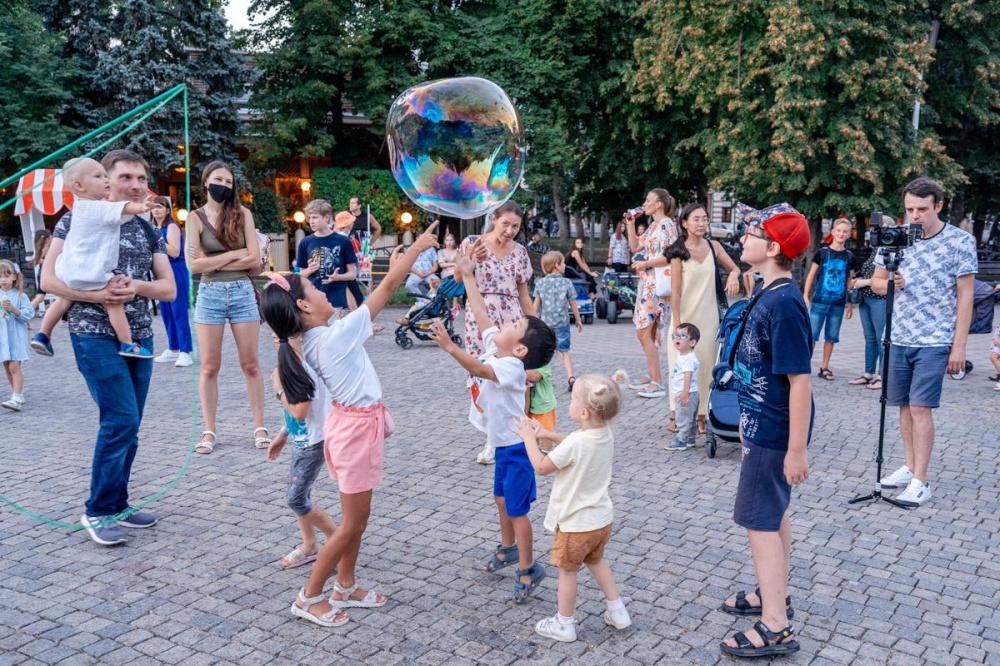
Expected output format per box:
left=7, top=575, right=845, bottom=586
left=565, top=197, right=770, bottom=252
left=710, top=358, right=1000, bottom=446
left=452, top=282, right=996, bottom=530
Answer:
left=0, top=146, right=990, bottom=659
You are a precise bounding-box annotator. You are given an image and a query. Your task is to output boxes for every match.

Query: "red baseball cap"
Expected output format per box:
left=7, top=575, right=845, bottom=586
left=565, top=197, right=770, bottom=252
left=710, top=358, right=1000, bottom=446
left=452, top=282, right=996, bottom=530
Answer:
left=761, top=212, right=811, bottom=260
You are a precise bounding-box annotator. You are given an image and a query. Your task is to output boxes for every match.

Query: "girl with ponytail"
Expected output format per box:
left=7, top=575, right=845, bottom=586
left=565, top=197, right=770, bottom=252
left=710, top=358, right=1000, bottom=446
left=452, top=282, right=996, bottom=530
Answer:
left=261, top=221, right=440, bottom=628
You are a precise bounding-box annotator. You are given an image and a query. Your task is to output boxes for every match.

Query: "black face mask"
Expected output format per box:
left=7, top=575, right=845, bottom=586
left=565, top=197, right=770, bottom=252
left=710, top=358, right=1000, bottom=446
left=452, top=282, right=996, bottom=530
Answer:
left=208, top=183, right=235, bottom=203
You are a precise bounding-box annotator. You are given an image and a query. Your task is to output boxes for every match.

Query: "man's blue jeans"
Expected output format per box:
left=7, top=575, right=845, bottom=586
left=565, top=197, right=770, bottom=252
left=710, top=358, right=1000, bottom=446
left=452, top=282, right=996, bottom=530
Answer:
left=70, top=333, right=154, bottom=517
left=859, top=298, right=887, bottom=375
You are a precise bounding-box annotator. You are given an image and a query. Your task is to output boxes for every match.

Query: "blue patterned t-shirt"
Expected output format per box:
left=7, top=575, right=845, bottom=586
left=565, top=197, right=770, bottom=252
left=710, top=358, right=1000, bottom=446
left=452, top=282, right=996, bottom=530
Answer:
left=810, top=247, right=852, bottom=305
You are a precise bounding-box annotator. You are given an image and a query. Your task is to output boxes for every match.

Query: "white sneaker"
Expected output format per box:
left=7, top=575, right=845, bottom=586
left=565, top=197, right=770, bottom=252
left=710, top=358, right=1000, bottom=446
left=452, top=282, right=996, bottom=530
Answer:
left=880, top=465, right=913, bottom=489
left=604, top=605, right=632, bottom=630
left=535, top=615, right=577, bottom=642
left=1, top=397, right=23, bottom=412
left=174, top=352, right=193, bottom=367
left=636, top=383, right=666, bottom=398
left=476, top=443, right=495, bottom=465
left=896, top=478, right=931, bottom=507
left=154, top=349, right=179, bottom=363
left=994, top=381, right=1000, bottom=391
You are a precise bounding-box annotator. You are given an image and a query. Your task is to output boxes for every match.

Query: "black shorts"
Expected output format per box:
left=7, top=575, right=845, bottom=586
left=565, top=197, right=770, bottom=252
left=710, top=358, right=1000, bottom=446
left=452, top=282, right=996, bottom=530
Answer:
left=733, top=441, right=790, bottom=532
left=348, top=280, right=365, bottom=304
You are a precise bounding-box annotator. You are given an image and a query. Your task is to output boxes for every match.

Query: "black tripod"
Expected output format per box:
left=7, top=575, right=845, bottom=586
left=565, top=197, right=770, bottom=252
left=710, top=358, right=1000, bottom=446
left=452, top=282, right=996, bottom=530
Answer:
left=849, top=247, right=911, bottom=509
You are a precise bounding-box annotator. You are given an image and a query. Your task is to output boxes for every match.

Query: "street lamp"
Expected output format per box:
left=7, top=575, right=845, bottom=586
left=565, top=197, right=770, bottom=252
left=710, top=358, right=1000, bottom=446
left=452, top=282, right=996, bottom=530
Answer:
left=400, top=211, right=413, bottom=225
left=293, top=210, right=306, bottom=224
left=300, top=180, right=312, bottom=194
left=176, top=208, right=188, bottom=222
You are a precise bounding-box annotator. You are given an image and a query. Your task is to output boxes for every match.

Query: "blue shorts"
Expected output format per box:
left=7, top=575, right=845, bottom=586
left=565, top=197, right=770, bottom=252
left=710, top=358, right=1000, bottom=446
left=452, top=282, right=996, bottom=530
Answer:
left=553, top=323, right=571, bottom=353
left=886, top=344, right=950, bottom=408
left=809, top=302, right=845, bottom=343
left=493, top=443, right=537, bottom=518
left=734, top=441, right=791, bottom=532
left=194, top=280, right=260, bottom=325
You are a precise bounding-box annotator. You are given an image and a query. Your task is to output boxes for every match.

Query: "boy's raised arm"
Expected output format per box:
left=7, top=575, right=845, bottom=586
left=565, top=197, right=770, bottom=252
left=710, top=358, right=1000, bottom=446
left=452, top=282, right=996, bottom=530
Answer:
left=457, top=247, right=493, bottom=334
left=366, top=221, right=439, bottom=319
left=430, top=319, right=497, bottom=381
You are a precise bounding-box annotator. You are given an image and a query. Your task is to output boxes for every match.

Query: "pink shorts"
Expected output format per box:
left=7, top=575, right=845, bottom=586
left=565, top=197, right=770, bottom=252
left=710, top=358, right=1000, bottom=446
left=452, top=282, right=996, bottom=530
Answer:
left=323, top=401, right=394, bottom=494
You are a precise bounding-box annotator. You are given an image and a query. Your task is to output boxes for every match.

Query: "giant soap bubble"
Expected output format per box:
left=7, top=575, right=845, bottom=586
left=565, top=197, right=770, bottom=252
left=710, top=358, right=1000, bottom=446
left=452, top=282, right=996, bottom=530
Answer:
left=386, top=77, right=525, bottom=219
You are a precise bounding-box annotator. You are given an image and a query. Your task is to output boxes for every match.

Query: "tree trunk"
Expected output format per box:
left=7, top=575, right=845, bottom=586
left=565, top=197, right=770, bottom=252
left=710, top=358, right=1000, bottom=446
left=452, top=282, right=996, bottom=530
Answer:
left=808, top=216, right=823, bottom=253
left=950, top=186, right=966, bottom=227
left=553, top=179, right=569, bottom=239
left=600, top=211, right=609, bottom=242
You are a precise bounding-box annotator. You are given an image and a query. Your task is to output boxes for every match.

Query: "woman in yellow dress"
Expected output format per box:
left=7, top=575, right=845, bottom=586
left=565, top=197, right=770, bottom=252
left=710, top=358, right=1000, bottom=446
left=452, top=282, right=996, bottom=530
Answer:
left=666, top=204, right=742, bottom=436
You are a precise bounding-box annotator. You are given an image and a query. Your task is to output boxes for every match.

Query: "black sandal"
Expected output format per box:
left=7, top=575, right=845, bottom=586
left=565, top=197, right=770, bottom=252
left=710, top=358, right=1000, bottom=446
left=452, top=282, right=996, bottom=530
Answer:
left=720, top=621, right=800, bottom=658
left=567, top=376, right=576, bottom=392
left=818, top=368, right=834, bottom=381
left=720, top=587, right=794, bottom=618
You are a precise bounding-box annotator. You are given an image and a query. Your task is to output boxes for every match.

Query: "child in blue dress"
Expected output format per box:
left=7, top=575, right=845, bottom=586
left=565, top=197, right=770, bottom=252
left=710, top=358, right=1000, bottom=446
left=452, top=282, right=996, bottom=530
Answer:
left=0, top=260, right=35, bottom=411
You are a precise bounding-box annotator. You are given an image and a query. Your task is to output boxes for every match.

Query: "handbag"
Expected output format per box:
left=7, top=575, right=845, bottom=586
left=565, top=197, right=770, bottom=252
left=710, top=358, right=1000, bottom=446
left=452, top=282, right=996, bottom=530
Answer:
left=194, top=208, right=269, bottom=277
left=846, top=287, right=862, bottom=304
left=707, top=241, right=729, bottom=319
left=653, top=260, right=671, bottom=298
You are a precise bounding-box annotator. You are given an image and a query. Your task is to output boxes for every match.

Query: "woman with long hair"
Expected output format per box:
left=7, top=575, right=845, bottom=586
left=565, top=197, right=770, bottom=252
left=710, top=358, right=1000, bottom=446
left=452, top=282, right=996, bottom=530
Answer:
left=665, top=203, right=741, bottom=440
left=151, top=196, right=193, bottom=367
left=565, top=237, right=598, bottom=298
left=186, top=161, right=268, bottom=454
left=625, top=188, right=678, bottom=398
left=461, top=200, right=535, bottom=464
left=606, top=221, right=630, bottom=273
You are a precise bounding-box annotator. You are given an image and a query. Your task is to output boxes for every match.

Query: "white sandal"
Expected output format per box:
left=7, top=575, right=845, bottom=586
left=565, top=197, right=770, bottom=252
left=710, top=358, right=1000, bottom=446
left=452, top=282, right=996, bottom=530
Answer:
left=289, top=588, right=349, bottom=627
left=196, top=431, right=216, bottom=454
left=253, top=427, right=271, bottom=449
left=330, top=580, right=387, bottom=609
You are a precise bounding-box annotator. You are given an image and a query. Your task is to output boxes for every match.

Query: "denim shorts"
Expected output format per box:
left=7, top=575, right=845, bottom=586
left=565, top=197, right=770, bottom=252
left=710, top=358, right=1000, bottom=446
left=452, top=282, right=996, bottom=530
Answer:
left=809, top=302, right=845, bottom=343
left=493, top=443, right=537, bottom=518
left=194, top=279, right=260, bottom=325
left=886, top=344, right=950, bottom=408
left=734, top=441, right=791, bottom=532
left=287, top=442, right=326, bottom=516
left=553, top=322, right=571, bottom=352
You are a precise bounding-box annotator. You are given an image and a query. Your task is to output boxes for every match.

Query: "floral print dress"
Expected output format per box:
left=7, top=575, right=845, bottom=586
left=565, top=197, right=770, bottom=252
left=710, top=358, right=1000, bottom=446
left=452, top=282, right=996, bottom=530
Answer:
left=632, top=217, right=678, bottom=345
left=459, top=239, right=532, bottom=358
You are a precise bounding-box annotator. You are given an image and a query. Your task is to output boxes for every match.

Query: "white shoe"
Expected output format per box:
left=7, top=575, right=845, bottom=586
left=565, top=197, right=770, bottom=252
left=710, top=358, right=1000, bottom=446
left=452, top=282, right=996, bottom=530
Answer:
left=154, top=349, right=179, bottom=363
left=1, top=397, right=23, bottom=412
left=879, top=465, right=913, bottom=489
left=896, top=478, right=931, bottom=507
left=994, top=381, right=1000, bottom=391
left=636, top=382, right=666, bottom=398
left=534, top=615, right=577, bottom=642
left=604, top=605, right=632, bottom=630
left=476, top=443, right=495, bottom=465
left=174, top=352, right=193, bottom=367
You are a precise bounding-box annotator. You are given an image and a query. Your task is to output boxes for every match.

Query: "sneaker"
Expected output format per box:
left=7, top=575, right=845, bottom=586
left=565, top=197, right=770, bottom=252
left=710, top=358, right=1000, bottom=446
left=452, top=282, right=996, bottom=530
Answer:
left=1, top=397, right=23, bottom=412
left=80, top=514, right=127, bottom=546
left=896, top=479, right=931, bottom=507
left=476, top=443, right=495, bottom=465
left=174, top=352, right=193, bottom=367
left=154, top=349, right=179, bottom=363
left=118, top=509, right=159, bottom=529
left=636, top=383, right=666, bottom=399
left=994, top=381, right=1000, bottom=391
left=118, top=342, right=154, bottom=359
left=664, top=440, right=690, bottom=452
left=880, top=465, right=913, bottom=489
left=534, top=615, right=577, bottom=642
left=30, top=332, right=54, bottom=357
left=604, top=605, right=632, bottom=630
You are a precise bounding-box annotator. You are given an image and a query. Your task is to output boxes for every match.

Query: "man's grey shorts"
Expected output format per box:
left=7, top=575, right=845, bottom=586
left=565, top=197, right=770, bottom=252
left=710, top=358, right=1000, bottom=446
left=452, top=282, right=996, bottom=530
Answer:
left=886, top=344, right=950, bottom=408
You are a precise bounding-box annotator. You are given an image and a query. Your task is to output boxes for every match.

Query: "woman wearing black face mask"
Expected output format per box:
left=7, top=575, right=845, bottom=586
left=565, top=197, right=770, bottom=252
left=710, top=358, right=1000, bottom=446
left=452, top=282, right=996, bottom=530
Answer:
left=186, top=160, right=269, bottom=455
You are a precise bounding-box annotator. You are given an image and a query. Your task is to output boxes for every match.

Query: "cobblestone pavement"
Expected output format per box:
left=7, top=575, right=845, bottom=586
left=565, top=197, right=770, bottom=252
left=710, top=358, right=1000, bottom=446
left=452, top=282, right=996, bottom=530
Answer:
left=2, top=305, right=998, bottom=665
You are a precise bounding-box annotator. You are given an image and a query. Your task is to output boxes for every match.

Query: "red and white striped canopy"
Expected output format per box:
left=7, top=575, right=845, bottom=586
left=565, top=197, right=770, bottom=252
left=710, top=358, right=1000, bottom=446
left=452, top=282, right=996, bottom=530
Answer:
left=14, top=169, right=75, bottom=216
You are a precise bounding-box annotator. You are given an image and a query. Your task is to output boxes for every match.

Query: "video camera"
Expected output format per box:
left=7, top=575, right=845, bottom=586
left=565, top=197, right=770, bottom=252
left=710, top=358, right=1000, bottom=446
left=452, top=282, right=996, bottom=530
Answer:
left=870, top=211, right=922, bottom=249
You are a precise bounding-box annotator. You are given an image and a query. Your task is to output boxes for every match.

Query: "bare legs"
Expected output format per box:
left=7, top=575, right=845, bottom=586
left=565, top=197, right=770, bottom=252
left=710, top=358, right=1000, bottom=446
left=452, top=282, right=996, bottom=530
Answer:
left=196, top=323, right=225, bottom=436
left=495, top=496, right=534, bottom=583
left=899, top=405, right=934, bottom=482
left=3, top=360, right=23, bottom=395
left=557, top=560, right=622, bottom=618
left=635, top=316, right=662, bottom=384
left=231, top=321, right=265, bottom=431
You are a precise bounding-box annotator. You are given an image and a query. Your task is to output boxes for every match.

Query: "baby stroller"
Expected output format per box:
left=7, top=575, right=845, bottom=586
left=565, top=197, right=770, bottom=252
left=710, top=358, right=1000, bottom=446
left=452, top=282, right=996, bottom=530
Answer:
left=705, top=299, right=753, bottom=458
left=562, top=266, right=595, bottom=324
left=394, top=276, right=466, bottom=349
left=596, top=271, right=637, bottom=324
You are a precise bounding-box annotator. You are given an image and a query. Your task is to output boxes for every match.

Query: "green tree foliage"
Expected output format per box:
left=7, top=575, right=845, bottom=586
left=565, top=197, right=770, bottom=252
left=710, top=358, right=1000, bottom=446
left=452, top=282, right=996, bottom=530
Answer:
left=0, top=2, right=77, bottom=176
left=311, top=167, right=411, bottom=234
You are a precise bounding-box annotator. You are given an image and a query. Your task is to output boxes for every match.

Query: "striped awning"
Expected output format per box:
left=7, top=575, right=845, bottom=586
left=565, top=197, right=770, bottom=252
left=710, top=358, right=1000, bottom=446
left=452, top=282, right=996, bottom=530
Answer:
left=14, top=169, right=74, bottom=216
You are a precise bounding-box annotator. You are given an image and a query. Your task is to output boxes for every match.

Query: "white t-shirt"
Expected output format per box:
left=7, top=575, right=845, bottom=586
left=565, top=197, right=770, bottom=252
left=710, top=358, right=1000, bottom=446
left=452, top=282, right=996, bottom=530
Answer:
left=303, top=362, right=330, bottom=445
left=545, top=426, right=615, bottom=532
left=468, top=327, right=527, bottom=448
left=302, top=306, right=382, bottom=407
left=55, top=199, right=129, bottom=290
left=670, top=351, right=700, bottom=397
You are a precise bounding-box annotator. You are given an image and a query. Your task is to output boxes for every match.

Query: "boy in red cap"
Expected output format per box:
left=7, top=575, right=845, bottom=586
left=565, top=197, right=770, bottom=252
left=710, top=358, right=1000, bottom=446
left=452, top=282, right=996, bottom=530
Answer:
left=719, top=209, right=813, bottom=658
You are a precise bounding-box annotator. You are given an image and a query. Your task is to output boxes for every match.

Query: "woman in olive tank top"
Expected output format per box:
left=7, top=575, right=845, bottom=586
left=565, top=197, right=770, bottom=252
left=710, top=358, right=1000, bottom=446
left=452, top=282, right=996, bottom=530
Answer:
left=186, top=161, right=269, bottom=455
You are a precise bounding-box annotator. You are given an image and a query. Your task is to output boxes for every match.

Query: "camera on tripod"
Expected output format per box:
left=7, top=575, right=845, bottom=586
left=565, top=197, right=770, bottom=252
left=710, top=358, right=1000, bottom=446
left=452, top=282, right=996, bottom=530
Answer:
left=870, top=211, right=922, bottom=249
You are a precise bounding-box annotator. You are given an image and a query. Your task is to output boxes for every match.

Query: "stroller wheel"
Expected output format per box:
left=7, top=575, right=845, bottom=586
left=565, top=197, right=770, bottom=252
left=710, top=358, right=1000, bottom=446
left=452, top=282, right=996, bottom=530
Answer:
left=450, top=334, right=463, bottom=347
left=395, top=332, right=413, bottom=349
left=707, top=433, right=717, bottom=459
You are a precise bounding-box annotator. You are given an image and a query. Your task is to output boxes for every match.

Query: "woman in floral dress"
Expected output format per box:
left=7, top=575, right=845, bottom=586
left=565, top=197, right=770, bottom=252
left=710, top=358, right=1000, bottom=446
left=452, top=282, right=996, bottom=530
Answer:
left=626, top=188, right=678, bottom=399
left=459, top=200, right=535, bottom=463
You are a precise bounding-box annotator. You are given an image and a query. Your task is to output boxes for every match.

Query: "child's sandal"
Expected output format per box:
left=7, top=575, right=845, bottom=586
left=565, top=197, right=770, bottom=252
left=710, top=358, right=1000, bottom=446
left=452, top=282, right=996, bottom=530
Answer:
left=485, top=544, right=519, bottom=573
left=513, top=562, right=546, bottom=604
left=253, top=427, right=271, bottom=449
left=329, top=581, right=387, bottom=609
left=720, top=621, right=800, bottom=658
left=195, top=431, right=216, bottom=454
left=289, top=588, right=349, bottom=627
left=281, top=545, right=318, bottom=570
